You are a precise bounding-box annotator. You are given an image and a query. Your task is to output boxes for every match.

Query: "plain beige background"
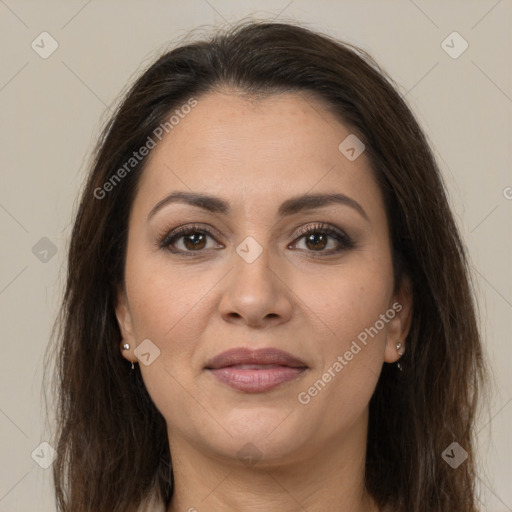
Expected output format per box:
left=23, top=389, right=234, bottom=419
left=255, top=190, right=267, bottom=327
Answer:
left=0, top=1, right=511, bottom=511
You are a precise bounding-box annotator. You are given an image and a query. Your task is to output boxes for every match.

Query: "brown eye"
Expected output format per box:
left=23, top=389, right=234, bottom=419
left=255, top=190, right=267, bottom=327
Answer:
left=181, top=231, right=207, bottom=251
left=291, top=223, right=355, bottom=255
left=303, top=231, right=329, bottom=251
left=158, top=225, right=223, bottom=255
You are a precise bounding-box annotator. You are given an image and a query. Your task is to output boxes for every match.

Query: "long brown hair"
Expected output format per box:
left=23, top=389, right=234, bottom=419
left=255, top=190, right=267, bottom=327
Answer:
left=45, top=20, right=487, bottom=511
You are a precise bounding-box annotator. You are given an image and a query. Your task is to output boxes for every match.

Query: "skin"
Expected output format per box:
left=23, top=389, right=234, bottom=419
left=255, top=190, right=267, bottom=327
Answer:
left=116, top=89, right=412, bottom=512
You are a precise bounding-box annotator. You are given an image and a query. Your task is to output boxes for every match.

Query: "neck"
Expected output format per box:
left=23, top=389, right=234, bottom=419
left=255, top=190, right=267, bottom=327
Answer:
left=166, top=409, right=380, bottom=512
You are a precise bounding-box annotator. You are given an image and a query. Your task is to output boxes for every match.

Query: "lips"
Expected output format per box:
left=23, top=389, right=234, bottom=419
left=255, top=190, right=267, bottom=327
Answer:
left=205, top=347, right=308, bottom=393
left=205, top=347, right=307, bottom=369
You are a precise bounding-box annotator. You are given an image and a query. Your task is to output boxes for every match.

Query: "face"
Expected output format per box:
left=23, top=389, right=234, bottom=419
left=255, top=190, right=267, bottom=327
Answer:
left=116, top=90, right=412, bottom=468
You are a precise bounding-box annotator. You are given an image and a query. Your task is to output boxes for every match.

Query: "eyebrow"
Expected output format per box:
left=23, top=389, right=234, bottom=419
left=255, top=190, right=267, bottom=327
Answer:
left=147, top=191, right=369, bottom=222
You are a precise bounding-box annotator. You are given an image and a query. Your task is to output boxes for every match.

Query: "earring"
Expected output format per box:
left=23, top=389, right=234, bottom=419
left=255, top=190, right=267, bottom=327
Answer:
left=121, top=344, right=135, bottom=371
left=396, top=342, right=404, bottom=371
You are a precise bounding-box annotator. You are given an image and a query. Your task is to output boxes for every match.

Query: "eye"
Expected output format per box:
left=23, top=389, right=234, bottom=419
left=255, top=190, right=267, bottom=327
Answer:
left=290, top=223, right=354, bottom=255
left=158, top=224, right=223, bottom=255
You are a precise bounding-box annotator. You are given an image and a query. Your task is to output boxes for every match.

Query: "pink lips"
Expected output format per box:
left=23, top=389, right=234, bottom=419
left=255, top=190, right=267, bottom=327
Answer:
left=205, top=347, right=308, bottom=393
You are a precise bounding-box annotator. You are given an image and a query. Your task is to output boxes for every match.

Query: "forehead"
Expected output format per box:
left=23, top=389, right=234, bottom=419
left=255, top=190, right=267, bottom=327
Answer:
left=133, top=90, right=384, bottom=219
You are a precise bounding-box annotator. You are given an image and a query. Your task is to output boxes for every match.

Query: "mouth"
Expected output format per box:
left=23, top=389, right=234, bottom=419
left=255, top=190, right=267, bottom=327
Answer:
left=205, top=347, right=308, bottom=393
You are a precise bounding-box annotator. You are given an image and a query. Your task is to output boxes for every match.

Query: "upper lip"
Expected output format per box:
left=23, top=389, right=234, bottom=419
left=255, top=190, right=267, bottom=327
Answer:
left=205, top=347, right=308, bottom=369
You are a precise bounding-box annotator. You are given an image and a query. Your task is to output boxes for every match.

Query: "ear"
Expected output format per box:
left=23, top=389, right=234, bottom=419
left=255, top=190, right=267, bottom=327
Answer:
left=115, top=286, right=137, bottom=364
left=384, top=275, right=413, bottom=364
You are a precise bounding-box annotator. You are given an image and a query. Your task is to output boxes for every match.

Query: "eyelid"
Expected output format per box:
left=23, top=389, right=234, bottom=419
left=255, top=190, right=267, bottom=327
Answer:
left=292, top=222, right=341, bottom=239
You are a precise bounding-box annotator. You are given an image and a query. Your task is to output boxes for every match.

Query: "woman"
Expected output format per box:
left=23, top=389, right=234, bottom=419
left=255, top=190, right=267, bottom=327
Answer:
left=47, top=20, right=487, bottom=511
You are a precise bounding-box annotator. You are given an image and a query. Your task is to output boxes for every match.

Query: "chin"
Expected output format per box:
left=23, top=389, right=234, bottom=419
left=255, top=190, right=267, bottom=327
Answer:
left=199, top=407, right=313, bottom=466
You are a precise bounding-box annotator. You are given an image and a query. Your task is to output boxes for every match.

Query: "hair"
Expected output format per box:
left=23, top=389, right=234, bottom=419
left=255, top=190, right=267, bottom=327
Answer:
left=45, top=19, right=487, bottom=512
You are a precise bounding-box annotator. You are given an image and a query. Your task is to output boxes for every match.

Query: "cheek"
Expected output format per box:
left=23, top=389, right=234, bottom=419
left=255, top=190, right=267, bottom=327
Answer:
left=124, top=234, right=211, bottom=339
left=293, top=281, right=391, bottom=435
left=125, top=273, right=209, bottom=383
left=124, top=262, right=211, bottom=428
left=295, top=256, right=393, bottom=350
left=292, top=254, right=393, bottom=410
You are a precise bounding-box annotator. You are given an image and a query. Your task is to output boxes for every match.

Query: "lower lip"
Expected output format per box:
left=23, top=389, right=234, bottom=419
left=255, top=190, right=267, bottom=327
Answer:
left=208, top=366, right=307, bottom=393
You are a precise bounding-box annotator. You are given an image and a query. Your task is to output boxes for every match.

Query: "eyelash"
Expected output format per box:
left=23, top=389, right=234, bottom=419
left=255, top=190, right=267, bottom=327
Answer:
left=157, top=222, right=355, bottom=257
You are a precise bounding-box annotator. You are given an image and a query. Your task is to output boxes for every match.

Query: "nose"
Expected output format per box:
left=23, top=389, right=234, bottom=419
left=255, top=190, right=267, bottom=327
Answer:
left=218, top=243, right=294, bottom=329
